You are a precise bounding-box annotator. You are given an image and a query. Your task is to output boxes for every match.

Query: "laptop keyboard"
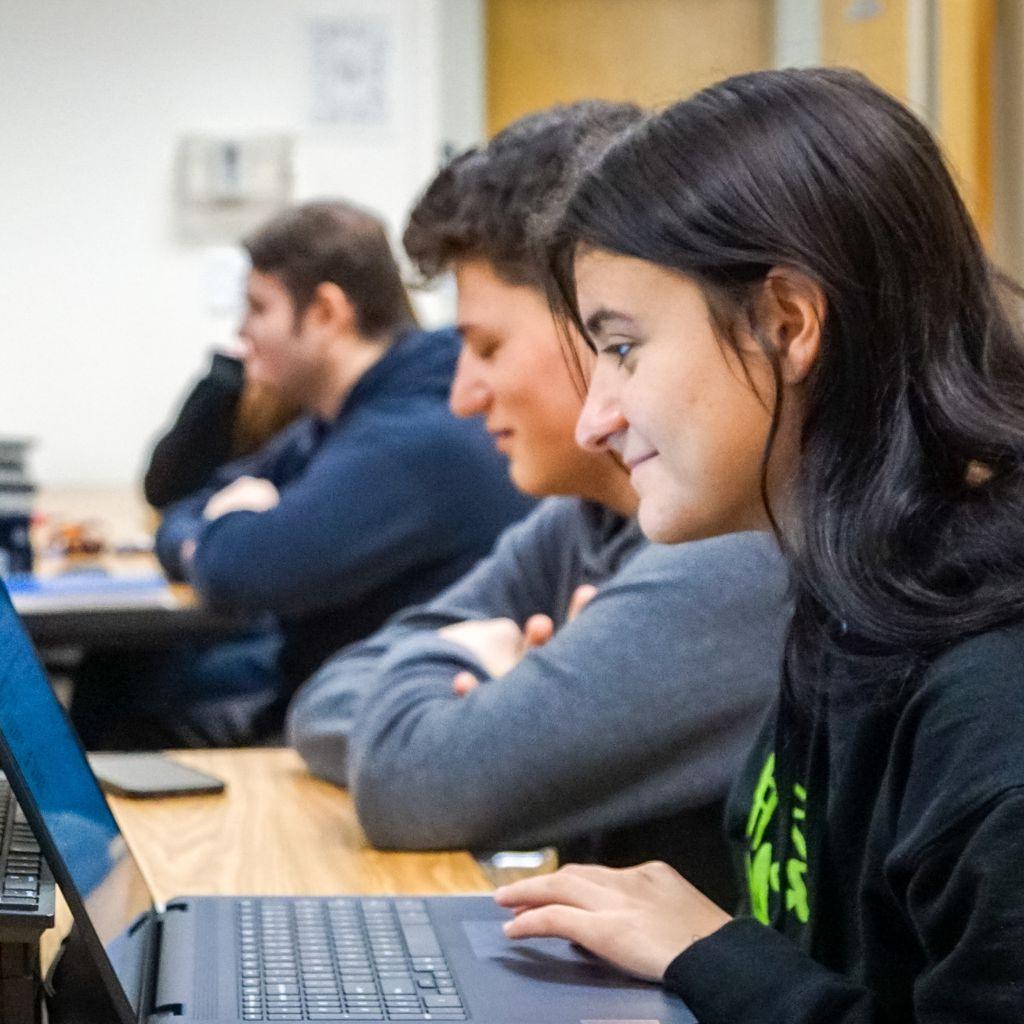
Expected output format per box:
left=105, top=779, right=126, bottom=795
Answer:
left=0, top=774, right=54, bottom=923
left=237, top=897, right=467, bottom=1021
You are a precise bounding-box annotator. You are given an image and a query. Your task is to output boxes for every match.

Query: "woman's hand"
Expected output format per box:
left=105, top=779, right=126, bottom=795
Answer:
left=494, top=861, right=732, bottom=981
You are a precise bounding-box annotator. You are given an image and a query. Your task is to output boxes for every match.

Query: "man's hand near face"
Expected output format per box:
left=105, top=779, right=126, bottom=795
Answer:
left=446, top=584, right=598, bottom=696
left=202, top=476, right=281, bottom=521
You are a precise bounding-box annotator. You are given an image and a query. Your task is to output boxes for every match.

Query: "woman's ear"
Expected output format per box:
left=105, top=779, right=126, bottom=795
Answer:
left=757, top=269, right=825, bottom=385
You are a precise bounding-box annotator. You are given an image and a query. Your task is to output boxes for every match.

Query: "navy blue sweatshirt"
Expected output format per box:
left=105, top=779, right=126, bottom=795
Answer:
left=665, top=623, right=1024, bottom=1023
left=156, top=327, right=534, bottom=689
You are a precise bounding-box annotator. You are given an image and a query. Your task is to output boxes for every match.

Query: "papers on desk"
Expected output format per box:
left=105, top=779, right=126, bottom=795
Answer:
left=5, top=570, right=179, bottom=613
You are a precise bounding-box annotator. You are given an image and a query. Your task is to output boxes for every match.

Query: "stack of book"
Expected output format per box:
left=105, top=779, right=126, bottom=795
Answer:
left=0, top=440, right=35, bottom=578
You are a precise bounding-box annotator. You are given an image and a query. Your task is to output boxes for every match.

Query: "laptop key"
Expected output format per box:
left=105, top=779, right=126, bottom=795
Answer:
left=0, top=895, right=38, bottom=909
left=410, top=958, right=445, bottom=970
left=423, top=996, right=462, bottom=1008
left=399, top=925, right=442, bottom=957
left=380, top=978, right=415, bottom=995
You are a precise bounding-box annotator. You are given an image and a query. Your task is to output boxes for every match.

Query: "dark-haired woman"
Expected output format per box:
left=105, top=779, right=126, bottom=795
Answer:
left=494, top=67, right=1024, bottom=1022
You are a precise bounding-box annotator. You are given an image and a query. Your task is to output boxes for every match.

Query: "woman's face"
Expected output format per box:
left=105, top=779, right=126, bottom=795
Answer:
left=574, top=249, right=785, bottom=544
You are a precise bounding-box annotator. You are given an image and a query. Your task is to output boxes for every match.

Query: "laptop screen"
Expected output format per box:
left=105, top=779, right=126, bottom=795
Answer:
left=0, top=585, right=153, bottom=1020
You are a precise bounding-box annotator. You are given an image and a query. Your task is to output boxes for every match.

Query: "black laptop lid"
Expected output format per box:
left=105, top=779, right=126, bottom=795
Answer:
left=0, top=583, right=154, bottom=1021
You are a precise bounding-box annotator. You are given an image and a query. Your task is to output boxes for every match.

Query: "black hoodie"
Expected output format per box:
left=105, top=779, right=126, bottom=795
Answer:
left=665, top=622, right=1024, bottom=1023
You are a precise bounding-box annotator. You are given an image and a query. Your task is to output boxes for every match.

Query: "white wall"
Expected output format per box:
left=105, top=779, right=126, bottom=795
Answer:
left=0, top=0, right=483, bottom=486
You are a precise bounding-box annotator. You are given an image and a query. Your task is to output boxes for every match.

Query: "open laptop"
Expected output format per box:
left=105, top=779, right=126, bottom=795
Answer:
left=0, top=585, right=696, bottom=1024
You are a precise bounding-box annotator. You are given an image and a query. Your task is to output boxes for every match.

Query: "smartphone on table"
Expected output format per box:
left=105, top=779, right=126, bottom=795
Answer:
left=87, top=752, right=226, bottom=798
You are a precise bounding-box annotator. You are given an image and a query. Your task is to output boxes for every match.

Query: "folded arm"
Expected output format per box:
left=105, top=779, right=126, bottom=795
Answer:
left=349, top=533, right=787, bottom=851
left=287, top=499, right=590, bottom=785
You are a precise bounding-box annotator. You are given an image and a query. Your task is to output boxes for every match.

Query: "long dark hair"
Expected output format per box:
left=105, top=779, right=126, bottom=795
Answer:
left=551, top=67, right=1024, bottom=694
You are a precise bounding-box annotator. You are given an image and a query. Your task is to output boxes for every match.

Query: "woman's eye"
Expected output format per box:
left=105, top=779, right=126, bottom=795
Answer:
left=610, top=341, right=634, bottom=366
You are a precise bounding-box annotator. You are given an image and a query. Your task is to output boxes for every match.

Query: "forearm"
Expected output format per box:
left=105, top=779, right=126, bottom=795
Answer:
left=288, top=500, right=587, bottom=782
left=286, top=621, right=428, bottom=787
left=153, top=498, right=207, bottom=580
left=665, top=919, right=878, bottom=1024
left=351, top=623, right=776, bottom=850
left=668, top=793, right=1024, bottom=1024
left=350, top=534, right=787, bottom=852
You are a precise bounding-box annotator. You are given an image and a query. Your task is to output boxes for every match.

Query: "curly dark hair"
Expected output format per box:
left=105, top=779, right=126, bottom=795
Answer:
left=403, top=100, right=645, bottom=290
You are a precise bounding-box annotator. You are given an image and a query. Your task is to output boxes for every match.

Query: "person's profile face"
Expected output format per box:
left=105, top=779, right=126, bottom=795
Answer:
left=237, top=270, right=320, bottom=405
left=450, top=259, right=634, bottom=508
left=573, top=249, right=777, bottom=543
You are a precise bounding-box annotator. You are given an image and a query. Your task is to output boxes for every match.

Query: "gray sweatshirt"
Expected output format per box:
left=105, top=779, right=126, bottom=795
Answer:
left=287, top=498, right=789, bottom=896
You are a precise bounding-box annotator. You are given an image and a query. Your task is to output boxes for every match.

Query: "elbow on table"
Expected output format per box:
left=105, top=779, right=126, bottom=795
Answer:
left=288, top=715, right=352, bottom=789
left=351, top=754, right=490, bottom=852
left=188, top=545, right=267, bottom=612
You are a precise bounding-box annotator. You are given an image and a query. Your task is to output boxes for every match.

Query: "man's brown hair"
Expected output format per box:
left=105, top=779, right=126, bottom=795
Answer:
left=244, top=200, right=416, bottom=337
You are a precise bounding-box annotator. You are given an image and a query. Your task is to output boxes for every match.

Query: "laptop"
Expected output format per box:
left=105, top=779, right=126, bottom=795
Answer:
left=0, top=586, right=696, bottom=1024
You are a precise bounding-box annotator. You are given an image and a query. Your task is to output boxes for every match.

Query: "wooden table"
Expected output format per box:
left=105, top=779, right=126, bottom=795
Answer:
left=44, top=749, right=491, bottom=973
left=108, top=748, right=491, bottom=899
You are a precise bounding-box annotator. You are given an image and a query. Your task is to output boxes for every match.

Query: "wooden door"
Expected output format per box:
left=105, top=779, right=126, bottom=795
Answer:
left=486, top=0, right=774, bottom=136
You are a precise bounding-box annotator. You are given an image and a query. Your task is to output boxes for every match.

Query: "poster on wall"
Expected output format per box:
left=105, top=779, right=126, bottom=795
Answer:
left=309, top=16, right=395, bottom=132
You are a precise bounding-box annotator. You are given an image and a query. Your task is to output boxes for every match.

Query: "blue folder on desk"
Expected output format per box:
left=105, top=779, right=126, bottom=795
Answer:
left=5, top=570, right=176, bottom=612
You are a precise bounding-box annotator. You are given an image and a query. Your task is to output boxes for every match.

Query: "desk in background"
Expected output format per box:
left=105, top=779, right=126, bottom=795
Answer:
left=15, top=487, right=250, bottom=649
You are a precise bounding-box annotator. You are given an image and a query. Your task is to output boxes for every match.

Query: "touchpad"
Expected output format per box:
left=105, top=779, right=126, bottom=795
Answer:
left=460, top=919, right=630, bottom=987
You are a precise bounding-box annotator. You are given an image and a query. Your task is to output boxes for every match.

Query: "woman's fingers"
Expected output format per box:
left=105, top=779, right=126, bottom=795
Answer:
left=494, top=861, right=733, bottom=982
left=496, top=862, right=666, bottom=908
left=502, top=903, right=660, bottom=982
left=502, top=903, right=599, bottom=946
left=494, top=867, right=614, bottom=912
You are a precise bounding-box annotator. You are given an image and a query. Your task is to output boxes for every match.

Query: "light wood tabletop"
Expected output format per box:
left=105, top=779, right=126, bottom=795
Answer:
left=107, top=748, right=492, bottom=901
left=42, top=749, right=490, bottom=972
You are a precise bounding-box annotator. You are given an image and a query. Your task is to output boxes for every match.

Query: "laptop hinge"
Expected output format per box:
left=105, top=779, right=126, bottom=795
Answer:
left=150, top=901, right=194, bottom=1018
